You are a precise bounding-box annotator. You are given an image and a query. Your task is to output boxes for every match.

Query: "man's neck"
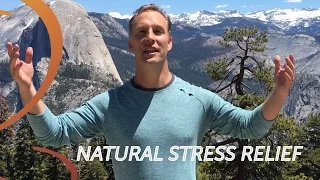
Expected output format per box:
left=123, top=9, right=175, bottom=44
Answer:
left=134, top=61, right=172, bottom=89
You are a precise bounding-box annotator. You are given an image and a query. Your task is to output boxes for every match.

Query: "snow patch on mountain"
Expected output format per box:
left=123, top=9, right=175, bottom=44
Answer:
left=109, top=8, right=320, bottom=30
left=245, top=8, right=320, bottom=29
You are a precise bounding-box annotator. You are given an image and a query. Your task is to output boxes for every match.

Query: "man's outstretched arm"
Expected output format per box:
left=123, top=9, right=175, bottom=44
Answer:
left=7, top=42, right=105, bottom=147
left=205, top=54, right=295, bottom=139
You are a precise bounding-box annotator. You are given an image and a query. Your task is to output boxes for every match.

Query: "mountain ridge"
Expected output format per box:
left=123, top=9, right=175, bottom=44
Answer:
left=108, top=8, right=320, bottom=34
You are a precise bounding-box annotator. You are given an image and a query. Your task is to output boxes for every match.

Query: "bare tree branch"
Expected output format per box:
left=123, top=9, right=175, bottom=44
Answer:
left=214, top=68, right=235, bottom=92
left=249, top=56, right=262, bottom=71
left=215, top=75, right=238, bottom=93
left=236, top=40, right=246, bottom=51
left=241, top=82, right=253, bottom=93
left=244, top=66, right=253, bottom=73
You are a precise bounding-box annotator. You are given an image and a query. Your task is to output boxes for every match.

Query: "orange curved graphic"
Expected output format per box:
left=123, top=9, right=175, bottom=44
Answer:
left=0, top=0, right=63, bottom=130
left=0, top=10, right=12, bottom=16
left=33, top=147, right=78, bottom=180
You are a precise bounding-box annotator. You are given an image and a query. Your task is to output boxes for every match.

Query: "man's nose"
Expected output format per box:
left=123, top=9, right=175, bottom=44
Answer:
left=145, top=31, right=155, bottom=43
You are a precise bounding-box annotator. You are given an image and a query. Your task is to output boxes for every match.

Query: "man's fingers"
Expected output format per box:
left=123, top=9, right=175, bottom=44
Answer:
left=279, top=70, right=293, bottom=85
left=25, top=47, right=33, bottom=64
left=289, top=54, right=294, bottom=65
left=273, top=55, right=281, bottom=73
left=285, top=56, right=294, bottom=74
left=9, top=44, right=19, bottom=70
left=12, top=61, right=23, bottom=78
left=284, top=63, right=294, bottom=81
left=284, top=71, right=293, bottom=84
left=11, top=44, right=19, bottom=59
left=9, top=51, right=20, bottom=74
left=7, top=42, right=13, bottom=56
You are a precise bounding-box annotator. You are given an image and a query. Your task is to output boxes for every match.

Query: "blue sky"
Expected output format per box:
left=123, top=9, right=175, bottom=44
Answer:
left=1, top=0, right=318, bottom=15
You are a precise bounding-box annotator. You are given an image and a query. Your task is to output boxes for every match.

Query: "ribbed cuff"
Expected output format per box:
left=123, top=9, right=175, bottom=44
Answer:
left=252, top=103, right=275, bottom=132
left=26, top=105, right=56, bottom=138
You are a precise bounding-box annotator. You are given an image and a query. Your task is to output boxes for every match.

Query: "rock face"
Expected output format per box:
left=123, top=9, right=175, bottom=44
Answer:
left=91, top=12, right=320, bottom=122
left=0, top=0, right=122, bottom=113
left=285, top=74, right=320, bottom=122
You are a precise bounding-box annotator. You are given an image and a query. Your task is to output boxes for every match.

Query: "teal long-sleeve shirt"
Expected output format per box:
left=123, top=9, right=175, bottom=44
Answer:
left=26, top=75, right=274, bottom=180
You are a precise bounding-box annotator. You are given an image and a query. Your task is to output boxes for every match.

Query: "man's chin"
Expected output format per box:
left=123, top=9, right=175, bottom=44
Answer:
left=145, top=58, right=165, bottom=64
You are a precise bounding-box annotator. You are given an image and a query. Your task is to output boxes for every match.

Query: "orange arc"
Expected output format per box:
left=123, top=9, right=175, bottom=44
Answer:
left=0, top=0, right=63, bottom=130
left=0, top=10, right=12, bottom=16
left=33, top=147, right=78, bottom=180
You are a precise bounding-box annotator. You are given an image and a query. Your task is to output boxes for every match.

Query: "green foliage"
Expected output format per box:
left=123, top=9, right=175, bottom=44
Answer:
left=219, top=27, right=268, bottom=52
left=296, top=114, right=320, bottom=179
left=205, top=57, right=229, bottom=81
left=12, top=117, right=42, bottom=180
left=203, top=27, right=319, bottom=179
left=283, top=173, right=313, bottom=180
left=0, top=97, right=14, bottom=178
left=80, top=160, right=108, bottom=180
left=10, top=114, right=71, bottom=180
left=206, top=27, right=269, bottom=96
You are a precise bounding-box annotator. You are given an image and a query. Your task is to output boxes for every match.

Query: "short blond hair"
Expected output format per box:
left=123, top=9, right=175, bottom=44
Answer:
left=129, top=4, right=172, bottom=37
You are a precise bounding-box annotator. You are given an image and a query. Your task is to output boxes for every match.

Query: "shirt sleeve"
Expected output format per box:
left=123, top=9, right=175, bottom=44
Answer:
left=207, top=93, right=275, bottom=139
left=26, top=92, right=108, bottom=147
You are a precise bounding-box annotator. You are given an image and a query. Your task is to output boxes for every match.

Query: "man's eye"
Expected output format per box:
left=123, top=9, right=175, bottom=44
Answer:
left=154, top=30, right=162, bottom=35
left=138, top=30, right=146, bottom=34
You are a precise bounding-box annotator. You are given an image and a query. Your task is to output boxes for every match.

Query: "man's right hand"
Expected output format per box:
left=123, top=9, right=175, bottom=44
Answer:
left=7, top=42, right=34, bottom=88
left=7, top=42, right=45, bottom=115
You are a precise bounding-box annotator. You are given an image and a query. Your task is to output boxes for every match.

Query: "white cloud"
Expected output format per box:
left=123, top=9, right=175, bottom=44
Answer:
left=215, top=4, right=228, bottom=9
left=108, top=12, right=132, bottom=19
left=242, top=5, right=247, bottom=8
left=284, top=0, right=302, bottom=3
left=161, top=5, right=171, bottom=9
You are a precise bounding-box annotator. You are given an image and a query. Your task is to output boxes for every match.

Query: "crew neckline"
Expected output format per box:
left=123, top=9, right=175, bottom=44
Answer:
left=130, top=75, right=175, bottom=92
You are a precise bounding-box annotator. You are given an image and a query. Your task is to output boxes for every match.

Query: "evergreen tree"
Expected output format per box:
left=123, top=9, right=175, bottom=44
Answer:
left=204, top=27, right=271, bottom=180
left=12, top=116, right=47, bottom=180
left=0, top=97, right=14, bottom=178
left=200, top=27, right=314, bottom=179
left=80, top=159, right=108, bottom=180
left=296, top=114, right=320, bottom=179
left=76, top=135, right=114, bottom=180
left=44, top=102, right=72, bottom=180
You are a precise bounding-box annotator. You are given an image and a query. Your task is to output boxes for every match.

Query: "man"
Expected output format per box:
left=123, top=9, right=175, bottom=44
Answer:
left=7, top=4, right=295, bottom=180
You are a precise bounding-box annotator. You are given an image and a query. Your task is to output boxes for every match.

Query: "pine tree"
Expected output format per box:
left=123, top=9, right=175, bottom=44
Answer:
left=43, top=102, right=72, bottom=180
left=80, top=159, right=108, bottom=180
left=200, top=27, right=311, bottom=179
left=12, top=116, right=47, bottom=180
left=296, top=114, right=320, bottom=179
left=76, top=135, right=114, bottom=180
left=204, top=27, right=271, bottom=180
left=0, top=97, right=14, bottom=178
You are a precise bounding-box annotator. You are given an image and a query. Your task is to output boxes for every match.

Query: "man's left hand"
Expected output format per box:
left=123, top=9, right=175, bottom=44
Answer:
left=273, top=54, right=295, bottom=96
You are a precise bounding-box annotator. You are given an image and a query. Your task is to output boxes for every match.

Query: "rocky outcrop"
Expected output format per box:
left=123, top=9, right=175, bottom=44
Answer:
left=285, top=74, right=320, bottom=122
left=0, top=0, right=122, bottom=113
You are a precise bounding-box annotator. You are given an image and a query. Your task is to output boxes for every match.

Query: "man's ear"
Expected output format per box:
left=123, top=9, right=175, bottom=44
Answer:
left=168, top=35, right=173, bottom=51
left=128, top=39, right=134, bottom=52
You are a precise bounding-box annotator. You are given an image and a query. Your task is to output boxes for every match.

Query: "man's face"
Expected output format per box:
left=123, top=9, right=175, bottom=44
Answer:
left=128, top=11, right=172, bottom=64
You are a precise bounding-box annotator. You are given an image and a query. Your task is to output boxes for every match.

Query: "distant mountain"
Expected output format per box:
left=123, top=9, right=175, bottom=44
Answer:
left=1, top=3, right=319, bottom=122
left=246, top=8, right=320, bottom=35
left=169, top=10, right=243, bottom=26
left=93, top=9, right=320, bottom=122
left=109, top=8, right=320, bottom=35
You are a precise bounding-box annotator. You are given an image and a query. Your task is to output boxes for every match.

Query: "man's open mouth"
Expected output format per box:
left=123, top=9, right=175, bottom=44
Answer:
left=143, top=48, right=159, bottom=54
